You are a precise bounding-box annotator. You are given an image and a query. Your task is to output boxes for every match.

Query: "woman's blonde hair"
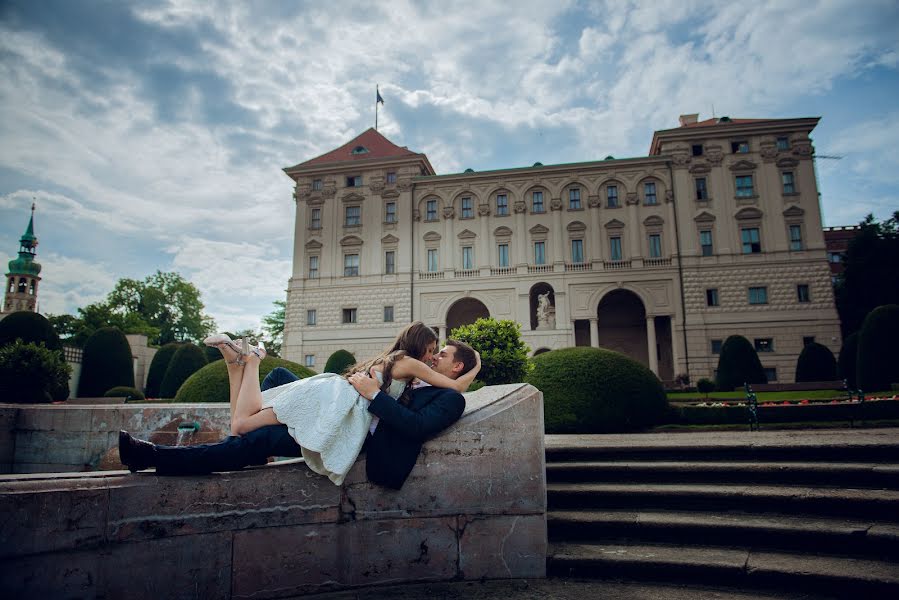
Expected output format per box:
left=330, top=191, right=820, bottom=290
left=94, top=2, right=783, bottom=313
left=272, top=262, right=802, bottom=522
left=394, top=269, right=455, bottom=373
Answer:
left=346, top=321, right=438, bottom=395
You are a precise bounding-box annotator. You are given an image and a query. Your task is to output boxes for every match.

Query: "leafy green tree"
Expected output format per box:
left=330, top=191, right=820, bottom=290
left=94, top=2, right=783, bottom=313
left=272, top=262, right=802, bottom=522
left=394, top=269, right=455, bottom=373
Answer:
left=159, top=343, right=208, bottom=398
left=856, top=304, right=899, bottom=392
left=77, top=327, right=135, bottom=397
left=261, top=300, right=286, bottom=357
left=450, top=317, right=530, bottom=385
left=835, top=212, right=899, bottom=337
left=0, top=340, right=71, bottom=403
left=715, top=335, right=766, bottom=391
left=0, top=311, right=63, bottom=352
left=145, top=343, right=182, bottom=397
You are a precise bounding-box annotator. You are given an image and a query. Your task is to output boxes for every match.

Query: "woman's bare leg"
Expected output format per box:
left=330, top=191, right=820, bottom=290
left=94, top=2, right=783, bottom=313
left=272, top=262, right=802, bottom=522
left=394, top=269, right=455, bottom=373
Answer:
left=226, top=360, right=243, bottom=430
left=231, top=350, right=279, bottom=435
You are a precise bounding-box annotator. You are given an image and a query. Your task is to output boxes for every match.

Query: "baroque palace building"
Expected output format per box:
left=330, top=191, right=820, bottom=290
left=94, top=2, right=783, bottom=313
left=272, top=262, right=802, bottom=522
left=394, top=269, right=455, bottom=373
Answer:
left=281, top=114, right=841, bottom=384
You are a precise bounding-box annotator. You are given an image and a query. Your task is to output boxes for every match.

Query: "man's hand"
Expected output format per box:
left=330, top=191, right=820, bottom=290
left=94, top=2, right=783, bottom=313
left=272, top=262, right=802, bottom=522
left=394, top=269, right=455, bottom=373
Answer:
left=349, top=369, right=381, bottom=401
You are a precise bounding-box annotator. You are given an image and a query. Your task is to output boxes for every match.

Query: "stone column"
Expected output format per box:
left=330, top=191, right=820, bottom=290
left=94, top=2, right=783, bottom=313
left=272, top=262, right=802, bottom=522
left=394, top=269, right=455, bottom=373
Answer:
left=443, top=206, right=455, bottom=272
left=551, top=198, right=564, bottom=264
left=588, top=196, right=602, bottom=263
left=514, top=201, right=527, bottom=266
left=439, top=325, right=447, bottom=343
left=478, top=204, right=491, bottom=268
left=646, top=316, right=658, bottom=375
left=627, top=193, right=641, bottom=259
left=589, top=318, right=599, bottom=348
left=670, top=315, right=681, bottom=377
left=665, top=190, right=677, bottom=256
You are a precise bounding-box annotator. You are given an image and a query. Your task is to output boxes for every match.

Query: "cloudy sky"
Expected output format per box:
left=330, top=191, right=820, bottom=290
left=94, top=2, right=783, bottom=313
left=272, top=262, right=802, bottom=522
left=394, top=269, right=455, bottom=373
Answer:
left=1, top=0, right=897, bottom=334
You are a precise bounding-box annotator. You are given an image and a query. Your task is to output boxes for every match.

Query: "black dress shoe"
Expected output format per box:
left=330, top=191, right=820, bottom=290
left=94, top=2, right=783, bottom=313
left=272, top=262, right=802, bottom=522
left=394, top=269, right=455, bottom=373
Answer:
left=119, top=430, right=156, bottom=472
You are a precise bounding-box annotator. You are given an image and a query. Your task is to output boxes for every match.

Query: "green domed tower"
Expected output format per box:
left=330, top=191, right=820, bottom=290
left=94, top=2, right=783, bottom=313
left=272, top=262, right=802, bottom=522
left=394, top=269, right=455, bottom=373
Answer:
left=4, top=203, right=42, bottom=314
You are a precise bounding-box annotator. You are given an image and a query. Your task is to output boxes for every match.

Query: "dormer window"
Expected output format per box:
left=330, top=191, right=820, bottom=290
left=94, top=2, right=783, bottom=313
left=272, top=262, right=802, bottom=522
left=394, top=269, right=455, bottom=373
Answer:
left=346, top=175, right=362, bottom=187
left=351, top=145, right=369, bottom=155
left=312, top=179, right=323, bottom=191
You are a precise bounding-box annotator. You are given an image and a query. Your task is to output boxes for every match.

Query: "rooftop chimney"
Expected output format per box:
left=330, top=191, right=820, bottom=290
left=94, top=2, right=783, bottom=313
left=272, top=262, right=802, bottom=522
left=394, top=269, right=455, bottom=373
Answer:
left=679, top=114, right=699, bottom=127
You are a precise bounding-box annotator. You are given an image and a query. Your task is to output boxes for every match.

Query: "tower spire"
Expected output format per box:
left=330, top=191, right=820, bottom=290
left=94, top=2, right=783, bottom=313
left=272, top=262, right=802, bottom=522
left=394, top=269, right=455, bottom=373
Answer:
left=3, top=203, right=42, bottom=314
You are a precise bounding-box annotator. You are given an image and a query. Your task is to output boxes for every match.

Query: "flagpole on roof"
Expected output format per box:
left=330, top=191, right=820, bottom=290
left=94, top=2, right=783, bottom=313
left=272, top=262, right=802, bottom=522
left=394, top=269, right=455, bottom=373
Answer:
left=375, top=85, right=384, bottom=130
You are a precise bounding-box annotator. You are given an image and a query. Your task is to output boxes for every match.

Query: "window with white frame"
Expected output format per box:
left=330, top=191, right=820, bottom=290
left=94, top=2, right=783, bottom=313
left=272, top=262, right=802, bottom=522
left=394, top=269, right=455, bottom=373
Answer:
left=609, top=236, right=622, bottom=261
left=308, top=255, right=319, bottom=279
left=789, top=225, right=803, bottom=251
left=797, top=284, right=810, bottom=303
left=384, top=306, right=394, bottom=322
left=571, top=239, right=584, bottom=263
left=607, top=185, right=619, bottom=208
left=346, top=175, right=362, bottom=187
left=649, top=233, right=662, bottom=258
left=427, top=248, right=438, bottom=272
left=306, top=309, right=316, bottom=325
left=342, top=308, right=357, bottom=323
left=497, top=244, right=509, bottom=267
left=731, top=140, right=749, bottom=153
left=496, top=194, right=509, bottom=216
left=748, top=286, right=768, bottom=305
left=385, top=202, right=396, bottom=223
left=700, top=230, right=713, bottom=256
left=735, top=175, right=754, bottom=197
left=534, top=241, right=546, bottom=265
left=304, top=354, right=315, bottom=367
left=345, top=205, right=361, bottom=226
left=461, top=197, right=473, bottom=219
left=776, top=137, right=790, bottom=151
left=385, top=250, right=395, bottom=274
left=344, top=254, right=359, bottom=276
left=532, top=191, right=544, bottom=213
left=695, top=177, right=708, bottom=201
left=426, top=199, right=438, bottom=221
left=782, top=171, right=795, bottom=194
left=644, top=182, right=658, bottom=205
left=741, top=227, right=761, bottom=254
left=310, top=207, right=322, bottom=229
left=312, top=179, right=323, bottom=191
left=706, top=288, right=719, bottom=307
left=386, top=171, right=397, bottom=184
left=462, top=246, right=474, bottom=270
left=569, top=188, right=581, bottom=209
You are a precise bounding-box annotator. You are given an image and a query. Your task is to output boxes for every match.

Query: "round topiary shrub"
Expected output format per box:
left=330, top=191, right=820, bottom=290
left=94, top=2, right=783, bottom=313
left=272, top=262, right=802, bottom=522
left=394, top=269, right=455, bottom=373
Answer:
left=0, top=310, right=63, bottom=352
left=159, top=343, right=208, bottom=398
left=104, top=386, right=146, bottom=401
left=838, top=333, right=859, bottom=388
left=795, top=342, right=838, bottom=382
left=525, top=347, right=668, bottom=433
left=715, top=335, right=766, bottom=391
left=324, top=349, right=356, bottom=374
left=450, top=317, right=530, bottom=385
left=0, top=340, right=71, bottom=403
left=697, top=378, right=715, bottom=397
left=77, top=327, right=135, bottom=398
left=857, top=304, right=899, bottom=392
left=145, top=342, right=181, bottom=398
left=175, top=356, right=315, bottom=403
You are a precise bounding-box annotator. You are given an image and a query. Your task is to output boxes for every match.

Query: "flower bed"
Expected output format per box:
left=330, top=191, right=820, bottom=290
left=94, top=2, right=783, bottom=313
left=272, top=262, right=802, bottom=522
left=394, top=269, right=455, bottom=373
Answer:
left=671, top=396, right=899, bottom=425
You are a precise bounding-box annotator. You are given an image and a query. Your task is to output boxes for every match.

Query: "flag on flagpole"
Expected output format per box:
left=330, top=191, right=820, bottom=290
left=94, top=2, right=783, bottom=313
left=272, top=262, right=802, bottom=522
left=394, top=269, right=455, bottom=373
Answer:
left=377, top=86, right=384, bottom=105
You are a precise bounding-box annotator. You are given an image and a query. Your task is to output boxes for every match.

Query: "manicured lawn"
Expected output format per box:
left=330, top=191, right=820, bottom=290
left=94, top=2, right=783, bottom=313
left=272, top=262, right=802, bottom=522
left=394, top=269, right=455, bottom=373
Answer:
left=667, top=389, right=895, bottom=402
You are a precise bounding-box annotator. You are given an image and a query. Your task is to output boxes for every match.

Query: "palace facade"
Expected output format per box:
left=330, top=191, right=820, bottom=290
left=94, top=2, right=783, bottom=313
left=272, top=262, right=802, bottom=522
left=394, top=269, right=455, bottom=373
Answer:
left=281, top=114, right=841, bottom=384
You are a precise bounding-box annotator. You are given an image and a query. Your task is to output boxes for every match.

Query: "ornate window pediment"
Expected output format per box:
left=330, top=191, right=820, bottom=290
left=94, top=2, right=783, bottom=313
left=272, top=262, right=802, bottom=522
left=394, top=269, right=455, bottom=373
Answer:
left=423, top=231, right=442, bottom=242
left=457, top=229, right=477, bottom=240
left=776, top=157, right=800, bottom=168
left=729, top=160, right=758, bottom=172
left=604, top=218, right=626, bottom=230
left=381, top=234, right=400, bottom=244
left=529, top=224, right=549, bottom=235
left=643, top=215, right=665, bottom=227
left=381, top=189, right=400, bottom=199
left=340, top=235, right=363, bottom=247
left=341, top=192, right=366, bottom=203
left=689, top=162, right=712, bottom=175
left=305, top=239, right=323, bottom=249
left=566, top=220, right=587, bottom=232
left=734, top=207, right=764, bottom=221
left=494, top=226, right=513, bottom=237
left=782, top=205, right=805, bottom=218
left=694, top=211, right=716, bottom=223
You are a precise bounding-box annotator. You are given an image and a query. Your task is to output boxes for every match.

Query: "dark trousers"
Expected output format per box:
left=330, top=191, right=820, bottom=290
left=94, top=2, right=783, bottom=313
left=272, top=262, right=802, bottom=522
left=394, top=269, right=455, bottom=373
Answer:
left=154, top=368, right=303, bottom=475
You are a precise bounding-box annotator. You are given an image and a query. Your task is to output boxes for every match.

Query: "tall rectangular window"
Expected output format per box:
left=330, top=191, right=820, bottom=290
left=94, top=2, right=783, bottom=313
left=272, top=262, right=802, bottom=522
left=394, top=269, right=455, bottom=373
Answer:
left=695, top=177, right=708, bottom=200
left=344, top=254, right=359, bottom=277
left=306, top=309, right=316, bottom=326
left=700, top=230, right=713, bottom=256
left=342, top=308, right=357, bottom=323
left=312, top=179, right=323, bottom=191
left=789, top=225, right=803, bottom=251
left=782, top=172, right=795, bottom=194
left=534, top=241, right=546, bottom=265
left=385, top=202, right=396, bottom=223
left=748, top=286, right=768, bottom=305
left=569, top=188, right=581, bottom=209
left=735, top=175, right=754, bottom=197
left=310, top=207, right=322, bottom=229
left=384, top=306, right=394, bottom=322
left=496, top=194, right=509, bottom=216
left=644, top=182, right=657, bottom=205
left=797, top=284, right=810, bottom=303
left=741, top=227, right=761, bottom=254
left=461, top=197, right=473, bottom=218
left=571, top=239, right=584, bottom=263
left=345, top=205, right=361, bottom=226
left=711, top=339, right=722, bottom=354
left=346, top=175, right=362, bottom=187
left=764, top=367, right=778, bottom=382
left=386, top=171, right=397, bottom=184
left=776, top=136, right=790, bottom=151
left=308, top=256, right=319, bottom=279
left=706, top=288, right=719, bottom=307
left=607, top=185, right=619, bottom=208
left=648, top=234, right=662, bottom=258
left=385, top=251, right=395, bottom=274
left=305, top=354, right=315, bottom=368
left=610, top=236, right=622, bottom=261
left=427, top=248, right=438, bottom=272
left=426, top=199, right=437, bottom=220
left=532, top=191, right=544, bottom=213
left=497, top=244, right=509, bottom=267
left=462, top=246, right=473, bottom=270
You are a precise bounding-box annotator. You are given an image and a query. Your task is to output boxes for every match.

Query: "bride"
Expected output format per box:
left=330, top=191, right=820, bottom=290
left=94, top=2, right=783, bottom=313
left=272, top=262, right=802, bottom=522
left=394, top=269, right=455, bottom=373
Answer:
left=205, top=321, right=480, bottom=485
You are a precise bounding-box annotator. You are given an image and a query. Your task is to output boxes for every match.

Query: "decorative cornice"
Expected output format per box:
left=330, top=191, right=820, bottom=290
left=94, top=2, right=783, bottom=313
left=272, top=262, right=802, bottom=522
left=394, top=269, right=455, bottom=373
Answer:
left=694, top=211, right=716, bottom=223
left=705, top=145, right=724, bottom=166
left=305, top=239, right=323, bottom=249
left=604, top=218, right=626, bottom=230
left=443, top=206, right=456, bottom=219
left=550, top=198, right=563, bottom=211
left=643, top=215, right=664, bottom=227
left=625, top=192, right=639, bottom=206
left=688, top=162, right=711, bottom=175
left=340, top=235, right=364, bottom=247
left=513, top=200, right=527, bottom=214
left=566, top=220, right=587, bottom=232
left=529, top=224, right=549, bottom=234
left=458, top=229, right=477, bottom=240
left=776, top=157, right=800, bottom=168
left=588, top=195, right=601, bottom=208
left=782, top=204, right=805, bottom=218
left=729, top=159, right=758, bottom=172
left=381, top=234, right=400, bottom=244
left=380, top=189, right=400, bottom=199
left=341, top=191, right=366, bottom=203
left=423, top=231, right=442, bottom=242
left=494, top=226, right=513, bottom=237
left=734, top=207, right=764, bottom=221
left=478, top=204, right=491, bottom=217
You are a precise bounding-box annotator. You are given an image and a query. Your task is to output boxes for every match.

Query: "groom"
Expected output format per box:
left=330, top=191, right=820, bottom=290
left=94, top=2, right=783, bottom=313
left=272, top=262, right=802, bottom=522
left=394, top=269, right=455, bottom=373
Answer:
left=119, top=340, right=478, bottom=489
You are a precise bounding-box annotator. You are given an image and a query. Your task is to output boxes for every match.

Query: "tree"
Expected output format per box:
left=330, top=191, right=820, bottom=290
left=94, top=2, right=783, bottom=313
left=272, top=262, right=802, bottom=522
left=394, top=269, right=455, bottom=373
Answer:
left=715, top=335, right=766, bottom=391
left=838, top=333, right=859, bottom=388
left=0, top=311, right=63, bottom=352
left=450, top=317, right=530, bottom=385
left=835, top=212, right=899, bottom=337
left=856, top=304, right=899, bottom=392
left=0, top=340, right=71, bottom=403
left=159, top=343, right=208, bottom=398
left=795, top=342, right=838, bottom=382
left=324, top=349, right=356, bottom=374
left=77, top=327, right=135, bottom=397
left=145, top=343, right=182, bottom=397
left=261, top=300, right=286, bottom=357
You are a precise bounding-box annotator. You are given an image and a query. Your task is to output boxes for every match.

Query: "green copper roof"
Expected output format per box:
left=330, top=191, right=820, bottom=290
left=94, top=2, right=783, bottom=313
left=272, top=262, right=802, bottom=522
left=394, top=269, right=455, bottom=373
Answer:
left=7, top=203, right=40, bottom=276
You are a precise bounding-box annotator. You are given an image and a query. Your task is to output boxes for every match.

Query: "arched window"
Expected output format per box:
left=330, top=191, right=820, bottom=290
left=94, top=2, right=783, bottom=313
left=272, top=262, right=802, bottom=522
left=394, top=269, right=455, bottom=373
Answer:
left=18, top=277, right=27, bottom=294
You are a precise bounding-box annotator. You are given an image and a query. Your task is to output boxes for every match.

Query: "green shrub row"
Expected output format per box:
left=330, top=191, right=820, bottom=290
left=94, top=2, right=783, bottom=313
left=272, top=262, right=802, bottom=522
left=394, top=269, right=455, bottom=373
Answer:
left=175, top=356, right=315, bottom=403
left=671, top=399, right=899, bottom=425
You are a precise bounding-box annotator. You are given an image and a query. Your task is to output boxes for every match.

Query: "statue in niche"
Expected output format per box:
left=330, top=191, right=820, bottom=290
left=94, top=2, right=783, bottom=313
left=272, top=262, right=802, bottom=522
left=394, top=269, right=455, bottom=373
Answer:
left=536, top=292, right=556, bottom=330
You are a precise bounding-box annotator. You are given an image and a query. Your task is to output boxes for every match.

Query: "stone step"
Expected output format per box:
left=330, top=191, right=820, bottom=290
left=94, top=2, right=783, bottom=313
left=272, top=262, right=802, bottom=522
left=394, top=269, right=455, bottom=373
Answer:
left=548, top=509, right=899, bottom=559
left=547, top=483, right=899, bottom=522
left=546, top=461, right=899, bottom=489
left=548, top=542, right=899, bottom=598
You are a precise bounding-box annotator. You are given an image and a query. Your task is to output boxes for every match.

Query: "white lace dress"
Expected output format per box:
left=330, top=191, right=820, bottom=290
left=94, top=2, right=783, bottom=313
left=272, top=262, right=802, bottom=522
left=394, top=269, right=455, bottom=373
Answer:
left=261, top=371, right=408, bottom=485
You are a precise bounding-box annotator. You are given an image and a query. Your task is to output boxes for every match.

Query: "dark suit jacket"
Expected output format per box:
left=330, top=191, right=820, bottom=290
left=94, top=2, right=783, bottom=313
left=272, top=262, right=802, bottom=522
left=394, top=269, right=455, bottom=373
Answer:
left=365, top=385, right=466, bottom=489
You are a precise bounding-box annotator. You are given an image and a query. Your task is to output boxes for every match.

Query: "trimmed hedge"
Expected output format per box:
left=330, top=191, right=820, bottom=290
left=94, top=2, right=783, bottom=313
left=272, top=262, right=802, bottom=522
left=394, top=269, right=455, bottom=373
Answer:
left=450, top=317, right=530, bottom=385
left=715, top=335, right=766, bottom=391
left=175, top=356, right=315, bottom=403
left=674, top=399, right=899, bottom=425
left=838, top=333, right=859, bottom=388
left=857, top=304, right=899, bottom=392
left=104, top=386, right=146, bottom=401
left=525, top=346, right=668, bottom=433
left=0, top=311, right=63, bottom=352
left=159, top=343, right=207, bottom=398
left=324, top=349, right=355, bottom=374
left=77, top=327, right=134, bottom=397
left=0, top=340, right=71, bottom=403
left=795, top=342, right=838, bottom=382
left=145, top=342, right=181, bottom=398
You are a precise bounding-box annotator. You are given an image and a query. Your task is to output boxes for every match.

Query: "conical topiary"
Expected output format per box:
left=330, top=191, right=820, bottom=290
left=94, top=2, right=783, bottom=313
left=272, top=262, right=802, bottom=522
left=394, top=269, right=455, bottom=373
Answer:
left=857, top=304, right=899, bottom=392
left=795, top=342, right=838, bottom=382
left=838, top=333, right=859, bottom=388
left=324, top=349, right=356, bottom=374
left=0, top=310, right=63, bottom=352
left=145, top=342, right=181, bottom=397
left=77, top=327, right=135, bottom=397
left=159, top=343, right=208, bottom=398
left=715, top=335, right=766, bottom=391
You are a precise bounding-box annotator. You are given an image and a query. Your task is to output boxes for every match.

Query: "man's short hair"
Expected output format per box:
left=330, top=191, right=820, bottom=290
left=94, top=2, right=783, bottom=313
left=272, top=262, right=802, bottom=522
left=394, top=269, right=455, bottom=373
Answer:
left=445, top=339, right=477, bottom=375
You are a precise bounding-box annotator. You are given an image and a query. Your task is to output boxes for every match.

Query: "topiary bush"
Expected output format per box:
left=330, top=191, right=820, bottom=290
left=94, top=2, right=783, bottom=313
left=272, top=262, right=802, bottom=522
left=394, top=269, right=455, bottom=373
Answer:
left=715, top=335, right=766, bottom=391
left=450, top=317, right=530, bottom=385
left=324, top=349, right=356, bottom=374
left=697, top=378, right=715, bottom=398
left=857, top=304, right=899, bottom=392
left=145, top=342, right=181, bottom=397
left=159, top=343, right=208, bottom=398
left=0, top=310, right=63, bottom=352
left=525, top=347, right=667, bottom=433
left=77, top=327, right=135, bottom=397
left=795, top=342, right=838, bottom=382
left=0, top=340, right=71, bottom=403
left=838, top=333, right=859, bottom=388
left=175, top=356, right=315, bottom=403
left=104, top=386, right=145, bottom=401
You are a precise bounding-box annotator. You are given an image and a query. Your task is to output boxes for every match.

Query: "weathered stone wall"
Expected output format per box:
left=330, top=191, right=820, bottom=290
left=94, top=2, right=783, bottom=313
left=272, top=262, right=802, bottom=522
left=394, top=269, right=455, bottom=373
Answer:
left=0, top=383, right=546, bottom=598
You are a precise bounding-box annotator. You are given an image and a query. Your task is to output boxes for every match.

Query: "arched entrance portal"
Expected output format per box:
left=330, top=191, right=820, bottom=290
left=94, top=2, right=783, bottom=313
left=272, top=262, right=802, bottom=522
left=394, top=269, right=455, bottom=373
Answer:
left=446, top=297, right=490, bottom=334
left=597, top=289, right=648, bottom=367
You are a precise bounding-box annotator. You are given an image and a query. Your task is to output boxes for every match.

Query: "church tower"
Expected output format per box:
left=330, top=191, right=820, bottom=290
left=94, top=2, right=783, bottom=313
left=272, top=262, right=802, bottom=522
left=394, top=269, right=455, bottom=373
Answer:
left=4, top=203, right=42, bottom=314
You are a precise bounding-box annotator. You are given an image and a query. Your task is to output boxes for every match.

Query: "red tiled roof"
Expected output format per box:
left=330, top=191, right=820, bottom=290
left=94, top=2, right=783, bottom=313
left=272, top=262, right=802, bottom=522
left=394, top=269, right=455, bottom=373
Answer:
left=296, top=128, right=420, bottom=167
left=681, top=118, right=770, bottom=128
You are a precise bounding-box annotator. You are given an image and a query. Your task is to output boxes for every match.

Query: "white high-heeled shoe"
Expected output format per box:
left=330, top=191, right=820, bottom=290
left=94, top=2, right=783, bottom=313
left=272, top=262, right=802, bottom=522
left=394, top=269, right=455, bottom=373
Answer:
left=203, top=334, right=248, bottom=366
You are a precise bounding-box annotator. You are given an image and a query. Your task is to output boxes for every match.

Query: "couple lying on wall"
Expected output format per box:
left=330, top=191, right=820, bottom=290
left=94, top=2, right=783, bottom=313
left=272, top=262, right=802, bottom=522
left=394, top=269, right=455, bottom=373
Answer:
left=119, top=321, right=480, bottom=489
